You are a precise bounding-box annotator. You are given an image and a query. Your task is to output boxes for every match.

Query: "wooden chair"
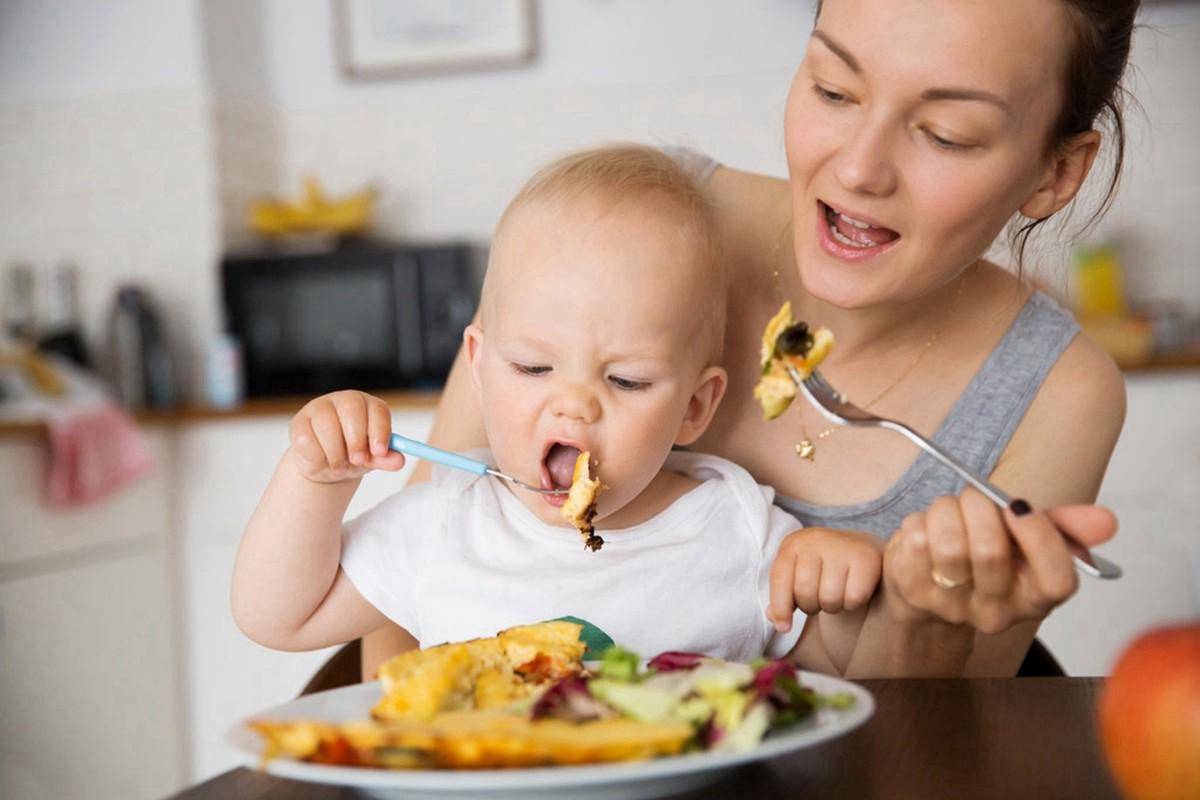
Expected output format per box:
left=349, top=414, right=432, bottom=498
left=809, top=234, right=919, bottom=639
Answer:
left=300, top=639, right=362, bottom=696
left=1016, top=638, right=1066, bottom=677
left=298, top=635, right=1063, bottom=696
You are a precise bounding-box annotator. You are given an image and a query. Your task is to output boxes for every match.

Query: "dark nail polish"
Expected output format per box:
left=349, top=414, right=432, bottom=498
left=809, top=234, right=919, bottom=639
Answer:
left=1009, top=498, right=1032, bottom=516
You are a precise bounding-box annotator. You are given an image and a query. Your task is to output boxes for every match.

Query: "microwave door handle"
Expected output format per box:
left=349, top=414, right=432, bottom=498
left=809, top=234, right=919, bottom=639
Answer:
left=388, top=434, right=490, bottom=476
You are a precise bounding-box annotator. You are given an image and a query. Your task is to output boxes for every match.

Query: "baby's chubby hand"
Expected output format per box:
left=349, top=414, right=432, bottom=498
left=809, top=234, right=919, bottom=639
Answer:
left=287, top=390, right=407, bottom=483
left=768, top=528, right=884, bottom=632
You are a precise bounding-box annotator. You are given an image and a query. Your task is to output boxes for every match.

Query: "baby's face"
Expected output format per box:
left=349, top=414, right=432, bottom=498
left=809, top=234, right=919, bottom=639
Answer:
left=467, top=198, right=722, bottom=529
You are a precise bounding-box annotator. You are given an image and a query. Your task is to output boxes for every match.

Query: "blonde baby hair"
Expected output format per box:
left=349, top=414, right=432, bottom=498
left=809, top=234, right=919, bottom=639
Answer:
left=484, top=142, right=727, bottom=362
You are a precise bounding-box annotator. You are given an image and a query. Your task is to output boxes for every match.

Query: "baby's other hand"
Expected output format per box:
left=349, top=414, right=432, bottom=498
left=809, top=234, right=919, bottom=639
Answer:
left=288, top=390, right=406, bottom=483
left=768, top=528, right=884, bottom=632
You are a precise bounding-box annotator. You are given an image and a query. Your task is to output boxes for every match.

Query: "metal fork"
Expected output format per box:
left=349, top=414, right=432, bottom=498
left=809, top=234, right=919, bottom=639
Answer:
left=789, top=367, right=1122, bottom=579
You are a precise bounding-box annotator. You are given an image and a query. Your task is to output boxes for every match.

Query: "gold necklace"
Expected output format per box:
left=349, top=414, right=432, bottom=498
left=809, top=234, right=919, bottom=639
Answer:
left=769, top=217, right=965, bottom=461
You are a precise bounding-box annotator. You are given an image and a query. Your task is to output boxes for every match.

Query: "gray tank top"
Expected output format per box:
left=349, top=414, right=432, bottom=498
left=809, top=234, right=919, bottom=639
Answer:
left=663, top=145, right=1082, bottom=540
left=772, top=292, right=1079, bottom=538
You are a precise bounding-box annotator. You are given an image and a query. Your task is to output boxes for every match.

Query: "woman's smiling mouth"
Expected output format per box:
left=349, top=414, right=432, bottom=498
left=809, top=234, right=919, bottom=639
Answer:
left=816, top=200, right=901, bottom=262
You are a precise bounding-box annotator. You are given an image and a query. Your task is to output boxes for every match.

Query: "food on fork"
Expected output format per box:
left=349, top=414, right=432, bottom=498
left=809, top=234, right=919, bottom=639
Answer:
left=250, top=623, right=851, bottom=770
left=559, top=451, right=605, bottom=551
left=753, top=302, right=835, bottom=420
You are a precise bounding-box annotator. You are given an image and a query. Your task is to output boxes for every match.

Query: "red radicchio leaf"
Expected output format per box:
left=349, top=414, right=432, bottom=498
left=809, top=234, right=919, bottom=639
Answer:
left=754, top=660, right=818, bottom=723
left=530, top=676, right=614, bottom=722
left=753, top=660, right=797, bottom=701
left=698, top=715, right=724, bottom=748
left=647, top=651, right=705, bottom=672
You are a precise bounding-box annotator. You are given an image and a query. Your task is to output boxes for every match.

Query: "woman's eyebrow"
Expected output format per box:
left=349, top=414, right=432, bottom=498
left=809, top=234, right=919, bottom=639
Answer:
left=921, top=87, right=1010, bottom=113
left=812, top=29, right=1009, bottom=114
left=811, top=30, right=861, bottom=73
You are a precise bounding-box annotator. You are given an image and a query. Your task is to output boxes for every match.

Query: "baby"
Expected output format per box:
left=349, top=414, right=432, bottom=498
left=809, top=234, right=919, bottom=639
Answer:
left=231, top=144, right=881, bottom=667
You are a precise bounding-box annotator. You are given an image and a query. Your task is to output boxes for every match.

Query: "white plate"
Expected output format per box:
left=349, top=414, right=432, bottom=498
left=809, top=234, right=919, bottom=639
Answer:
left=227, top=672, right=873, bottom=800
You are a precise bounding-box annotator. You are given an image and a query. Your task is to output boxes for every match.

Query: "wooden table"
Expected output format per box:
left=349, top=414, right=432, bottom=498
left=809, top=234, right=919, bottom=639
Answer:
left=171, top=678, right=1120, bottom=800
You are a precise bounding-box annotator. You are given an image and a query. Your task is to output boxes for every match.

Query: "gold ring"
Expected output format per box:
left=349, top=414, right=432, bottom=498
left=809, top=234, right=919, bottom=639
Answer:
left=931, top=569, right=971, bottom=590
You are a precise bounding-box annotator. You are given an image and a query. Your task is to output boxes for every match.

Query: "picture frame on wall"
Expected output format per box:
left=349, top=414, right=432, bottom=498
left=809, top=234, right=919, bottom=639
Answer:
left=335, top=0, right=538, bottom=79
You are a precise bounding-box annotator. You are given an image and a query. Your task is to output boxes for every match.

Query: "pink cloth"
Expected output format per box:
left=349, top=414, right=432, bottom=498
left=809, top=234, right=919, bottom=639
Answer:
left=44, top=404, right=153, bottom=507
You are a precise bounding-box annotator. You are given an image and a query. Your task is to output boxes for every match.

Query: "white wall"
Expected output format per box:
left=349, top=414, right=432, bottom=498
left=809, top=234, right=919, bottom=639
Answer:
left=0, top=0, right=206, bottom=102
left=0, top=0, right=220, bottom=396
left=202, top=0, right=815, bottom=249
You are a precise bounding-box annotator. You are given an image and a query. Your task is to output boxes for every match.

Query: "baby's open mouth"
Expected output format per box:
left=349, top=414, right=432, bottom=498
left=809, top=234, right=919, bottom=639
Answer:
left=543, top=442, right=583, bottom=492
left=820, top=201, right=900, bottom=249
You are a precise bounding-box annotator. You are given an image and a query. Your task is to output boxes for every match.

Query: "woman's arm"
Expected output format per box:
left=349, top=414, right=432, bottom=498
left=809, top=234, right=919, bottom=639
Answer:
left=961, top=331, right=1126, bottom=675
left=360, top=343, right=489, bottom=679
left=795, top=499, right=1118, bottom=677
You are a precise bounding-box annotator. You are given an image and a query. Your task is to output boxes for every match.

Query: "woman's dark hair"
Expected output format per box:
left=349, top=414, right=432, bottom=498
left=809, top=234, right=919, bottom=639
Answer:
left=813, top=0, right=1142, bottom=271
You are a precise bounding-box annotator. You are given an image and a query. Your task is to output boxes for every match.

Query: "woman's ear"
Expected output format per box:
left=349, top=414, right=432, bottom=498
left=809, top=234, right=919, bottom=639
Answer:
left=675, top=366, right=728, bottom=447
left=1020, top=130, right=1101, bottom=221
left=463, top=324, right=486, bottom=398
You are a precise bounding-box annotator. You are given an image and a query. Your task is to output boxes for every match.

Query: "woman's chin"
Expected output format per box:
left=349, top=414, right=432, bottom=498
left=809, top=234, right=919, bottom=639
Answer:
left=798, top=259, right=892, bottom=310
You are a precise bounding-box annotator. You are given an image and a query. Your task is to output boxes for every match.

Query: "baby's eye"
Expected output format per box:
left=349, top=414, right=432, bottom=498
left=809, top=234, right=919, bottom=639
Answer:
left=511, top=363, right=551, bottom=376
left=608, top=376, right=650, bottom=392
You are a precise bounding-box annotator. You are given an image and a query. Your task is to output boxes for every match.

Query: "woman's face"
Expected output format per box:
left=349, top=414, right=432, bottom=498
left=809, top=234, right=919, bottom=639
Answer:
left=785, top=0, right=1072, bottom=308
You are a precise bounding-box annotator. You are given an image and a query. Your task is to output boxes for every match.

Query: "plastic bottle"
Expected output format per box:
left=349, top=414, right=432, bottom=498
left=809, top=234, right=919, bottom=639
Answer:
left=204, top=332, right=244, bottom=410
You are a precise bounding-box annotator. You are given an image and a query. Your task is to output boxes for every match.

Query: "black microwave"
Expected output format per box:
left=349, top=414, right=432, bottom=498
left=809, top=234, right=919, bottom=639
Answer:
left=222, top=242, right=482, bottom=397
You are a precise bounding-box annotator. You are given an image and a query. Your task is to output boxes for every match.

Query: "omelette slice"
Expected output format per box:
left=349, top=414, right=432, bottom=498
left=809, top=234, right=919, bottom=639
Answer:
left=753, top=301, right=835, bottom=420
left=372, top=620, right=586, bottom=721
left=560, top=451, right=604, bottom=552
left=251, top=712, right=694, bottom=769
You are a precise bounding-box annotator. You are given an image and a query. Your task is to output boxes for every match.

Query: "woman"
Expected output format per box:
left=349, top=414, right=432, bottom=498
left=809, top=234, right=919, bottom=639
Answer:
left=363, top=0, right=1135, bottom=678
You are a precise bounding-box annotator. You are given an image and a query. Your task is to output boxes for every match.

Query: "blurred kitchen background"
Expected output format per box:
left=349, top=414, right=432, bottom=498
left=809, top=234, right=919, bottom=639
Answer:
left=1, top=1, right=1197, bottom=797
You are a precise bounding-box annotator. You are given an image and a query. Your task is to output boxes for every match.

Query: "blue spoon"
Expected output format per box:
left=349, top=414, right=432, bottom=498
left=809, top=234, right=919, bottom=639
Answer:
left=389, top=433, right=568, bottom=495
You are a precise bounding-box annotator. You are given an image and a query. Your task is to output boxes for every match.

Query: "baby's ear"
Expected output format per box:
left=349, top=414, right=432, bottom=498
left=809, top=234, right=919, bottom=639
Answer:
left=675, top=366, right=728, bottom=446
left=463, top=325, right=486, bottom=395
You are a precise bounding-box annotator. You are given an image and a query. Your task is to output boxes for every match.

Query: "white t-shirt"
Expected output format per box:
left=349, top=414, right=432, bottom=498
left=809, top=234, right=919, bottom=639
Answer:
left=341, top=450, right=805, bottom=662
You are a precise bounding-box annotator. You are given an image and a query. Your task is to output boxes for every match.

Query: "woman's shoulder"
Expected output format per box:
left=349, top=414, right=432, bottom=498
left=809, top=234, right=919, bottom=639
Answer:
left=705, top=163, right=790, bottom=231
left=1024, top=324, right=1126, bottom=447
left=985, top=277, right=1126, bottom=505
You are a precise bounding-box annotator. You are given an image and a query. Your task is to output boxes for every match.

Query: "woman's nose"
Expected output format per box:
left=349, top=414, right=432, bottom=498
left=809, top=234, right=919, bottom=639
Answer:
left=550, top=383, right=601, bottom=423
left=834, top=122, right=899, bottom=197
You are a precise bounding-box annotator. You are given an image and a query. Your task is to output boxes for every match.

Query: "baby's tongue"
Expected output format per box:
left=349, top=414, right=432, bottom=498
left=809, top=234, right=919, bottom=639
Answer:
left=545, top=443, right=581, bottom=489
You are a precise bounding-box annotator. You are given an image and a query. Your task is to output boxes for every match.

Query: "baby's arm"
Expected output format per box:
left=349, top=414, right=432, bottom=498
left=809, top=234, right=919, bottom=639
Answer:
left=768, top=528, right=885, bottom=626
left=768, top=528, right=884, bottom=673
left=231, top=391, right=407, bottom=652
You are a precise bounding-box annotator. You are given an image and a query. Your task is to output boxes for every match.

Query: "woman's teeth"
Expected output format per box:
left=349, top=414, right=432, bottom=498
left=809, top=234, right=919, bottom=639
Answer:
left=837, top=211, right=872, bottom=229
left=824, top=205, right=894, bottom=249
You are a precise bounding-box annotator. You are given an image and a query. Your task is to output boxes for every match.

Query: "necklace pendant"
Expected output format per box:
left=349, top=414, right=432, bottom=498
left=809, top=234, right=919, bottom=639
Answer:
left=795, top=440, right=816, bottom=460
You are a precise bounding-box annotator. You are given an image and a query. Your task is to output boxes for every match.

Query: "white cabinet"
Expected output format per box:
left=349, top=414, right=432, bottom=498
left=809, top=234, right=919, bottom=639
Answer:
left=0, top=406, right=436, bottom=796
left=0, top=431, right=183, bottom=800
left=1039, top=372, right=1200, bottom=675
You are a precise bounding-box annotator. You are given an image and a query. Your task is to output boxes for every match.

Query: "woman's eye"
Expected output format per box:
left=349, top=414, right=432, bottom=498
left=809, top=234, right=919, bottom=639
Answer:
left=608, top=376, right=650, bottom=392
left=813, top=84, right=848, bottom=105
left=511, top=363, right=551, bottom=376
left=925, top=130, right=969, bottom=152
